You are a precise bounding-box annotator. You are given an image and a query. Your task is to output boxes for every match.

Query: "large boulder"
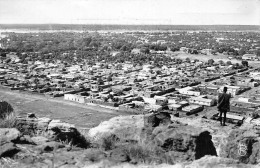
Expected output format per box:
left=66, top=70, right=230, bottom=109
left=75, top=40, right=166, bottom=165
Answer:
left=219, top=128, right=260, bottom=164
left=36, top=141, right=65, bottom=152
left=15, top=114, right=89, bottom=148
left=47, top=119, right=88, bottom=148
left=151, top=124, right=217, bottom=163
left=15, top=116, right=52, bottom=136
left=0, top=128, right=21, bottom=158
left=145, top=112, right=172, bottom=127
left=31, top=136, right=49, bottom=145
left=88, top=112, right=171, bottom=141
left=89, top=115, right=144, bottom=141
left=48, top=119, right=76, bottom=133
left=0, top=142, right=19, bottom=157
left=0, top=128, right=20, bottom=142
left=186, top=155, right=258, bottom=168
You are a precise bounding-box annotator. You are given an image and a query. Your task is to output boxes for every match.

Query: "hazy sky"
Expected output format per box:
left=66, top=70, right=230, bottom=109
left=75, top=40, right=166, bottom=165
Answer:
left=0, top=0, right=259, bottom=25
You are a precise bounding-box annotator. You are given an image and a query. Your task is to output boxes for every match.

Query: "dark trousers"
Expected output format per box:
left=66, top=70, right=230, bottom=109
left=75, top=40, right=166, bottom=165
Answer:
left=219, top=110, right=227, bottom=125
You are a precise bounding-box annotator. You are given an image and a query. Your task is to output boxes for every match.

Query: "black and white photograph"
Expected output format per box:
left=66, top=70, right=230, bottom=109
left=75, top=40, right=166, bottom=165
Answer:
left=0, top=0, right=260, bottom=167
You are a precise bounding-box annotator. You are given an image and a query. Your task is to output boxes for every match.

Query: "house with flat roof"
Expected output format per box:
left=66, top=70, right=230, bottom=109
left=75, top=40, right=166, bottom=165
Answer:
left=188, top=97, right=215, bottom=106
left=242, top=54, right=257, bottom=60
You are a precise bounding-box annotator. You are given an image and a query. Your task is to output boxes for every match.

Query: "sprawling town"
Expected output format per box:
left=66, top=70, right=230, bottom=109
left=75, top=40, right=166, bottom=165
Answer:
left=1, top=30, right=260, bottom=125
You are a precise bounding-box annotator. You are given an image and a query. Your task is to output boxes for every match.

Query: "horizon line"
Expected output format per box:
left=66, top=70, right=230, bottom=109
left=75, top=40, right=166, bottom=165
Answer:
left=0, top=23, right=259, bottom=26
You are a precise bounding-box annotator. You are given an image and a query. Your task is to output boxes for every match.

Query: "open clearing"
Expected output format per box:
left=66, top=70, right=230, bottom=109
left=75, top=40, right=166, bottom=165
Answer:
left=0, top=89, right=127, bottom=129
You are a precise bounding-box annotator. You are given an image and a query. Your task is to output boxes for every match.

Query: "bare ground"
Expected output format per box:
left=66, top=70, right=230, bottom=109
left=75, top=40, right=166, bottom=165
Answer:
left=0, top=89, right=127, bottom=129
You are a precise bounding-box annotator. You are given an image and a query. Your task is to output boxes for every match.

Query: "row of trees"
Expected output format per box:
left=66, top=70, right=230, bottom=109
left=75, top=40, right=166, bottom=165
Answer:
left=1, top=31, right=260, bottom=66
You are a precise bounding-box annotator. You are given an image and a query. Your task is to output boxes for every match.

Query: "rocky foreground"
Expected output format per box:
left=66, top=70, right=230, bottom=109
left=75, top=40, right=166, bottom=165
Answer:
left=1, top=112, right=260, bottom=168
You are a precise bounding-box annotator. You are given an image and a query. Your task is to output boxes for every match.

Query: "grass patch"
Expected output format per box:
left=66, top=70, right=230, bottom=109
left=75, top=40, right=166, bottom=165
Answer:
left=0, top=157, right=20, bottom=168
left=123, top=139, right=173, bottom=165
left=94, top=133, right=120, bottom=151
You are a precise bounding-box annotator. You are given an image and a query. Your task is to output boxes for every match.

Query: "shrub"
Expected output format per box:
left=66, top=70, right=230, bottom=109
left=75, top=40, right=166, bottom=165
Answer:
left=0, top=101, right=14, bottom=119
left=100, top=134, right=120, bottom=150
left=123, top=139, right=171, bottom=164
left=252, top=112, right=259, bottom=119
left=0, top=112, right=16, bottom=128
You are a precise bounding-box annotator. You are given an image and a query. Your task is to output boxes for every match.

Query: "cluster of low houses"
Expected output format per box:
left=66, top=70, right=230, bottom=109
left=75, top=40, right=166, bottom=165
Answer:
left=1, top=53, right=260, bottom=126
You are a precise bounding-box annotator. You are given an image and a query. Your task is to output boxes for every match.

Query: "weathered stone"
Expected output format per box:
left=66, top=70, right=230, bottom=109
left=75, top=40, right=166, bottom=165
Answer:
left=37, top=117, right=52, bottom=130
left=15, top=114, right=88, bottom=148
left=27, top=113, right=37, bottom=119
left=0, top=142, right=19, bottom=157
left=0, top=128, right=20, bottom=143
left=15, top=115, right=52, bottom=136
left=145, top=112, right=172, bottom=128
left=37, top=141, right=65, bottom=152
left=151, top=124, right=217, bottom=162
left=47, top=119, right=88, bottom=147
left=17, top=135, right=35, bottom=144
left=59, top=165, right=79, bottom=168
left=14, top=118, right=39, bottom=135
left=88, top=115, right=144, bottom=141
left=219, top=128, right=260, bottom=164
left=48, top=119, right=76, bottom=133
left=31, top=136, right=49, bottom=145
left=186, top=155, right=256, bottom=168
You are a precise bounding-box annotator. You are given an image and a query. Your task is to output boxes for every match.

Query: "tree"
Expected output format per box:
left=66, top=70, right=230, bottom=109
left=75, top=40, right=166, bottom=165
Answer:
left=97, top=78, right=104, bottom=85
left=256, top=50, right=260, bottom=57
left=239, top=49, right=246, bottom=56
left=156, top=70, right=162, bottom=75
left=140, top=47, right=150, bottom=54
left=194, top=59, right=199, bottom=62
left=208, top=59, right=214, bottom=65
left=107, top=75, right=113, bottom=82
left=218, top=60, right=224, bottom=65
left=241, top=60, right=248, bottom=67
left=226, top=61, right=232, bottom=65
left=185, top=57, right=191, bottom=63
left=176, top=58, right=182, bottom=64
left=115, top=63, right=123, bottom=70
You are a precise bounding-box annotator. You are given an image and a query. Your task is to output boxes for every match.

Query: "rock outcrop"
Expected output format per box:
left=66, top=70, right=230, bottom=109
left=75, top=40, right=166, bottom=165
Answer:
left=89, top=115, right=144, bottom=141
left=89, top=113, right=172, bottom=141
left=0, top=128, right=21, bottom=157
left=186, top=155, right=258, bottom=168
left=219, top=127, right=260, bottom=164
left=89, top=113, right=218, bottom=164
left=14, top=115, right=89, bottom=147
left=2, top=112, right=260, bottom=167
left=150, top=123, right=217, bottom=163
left=145, top=112, right=172, bottom=127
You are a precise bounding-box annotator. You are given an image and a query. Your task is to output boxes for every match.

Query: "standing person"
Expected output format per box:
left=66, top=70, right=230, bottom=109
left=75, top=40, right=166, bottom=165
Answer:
left=217, top=87, right=231, bottom=126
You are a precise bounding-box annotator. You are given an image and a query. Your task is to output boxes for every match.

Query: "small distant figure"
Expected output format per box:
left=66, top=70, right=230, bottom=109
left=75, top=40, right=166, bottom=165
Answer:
left=217, top=87, right=231, bottom=126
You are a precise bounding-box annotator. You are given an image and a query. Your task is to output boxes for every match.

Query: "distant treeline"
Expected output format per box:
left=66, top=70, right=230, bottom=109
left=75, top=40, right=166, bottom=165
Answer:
left=0, top=24, right=260, bottom=31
